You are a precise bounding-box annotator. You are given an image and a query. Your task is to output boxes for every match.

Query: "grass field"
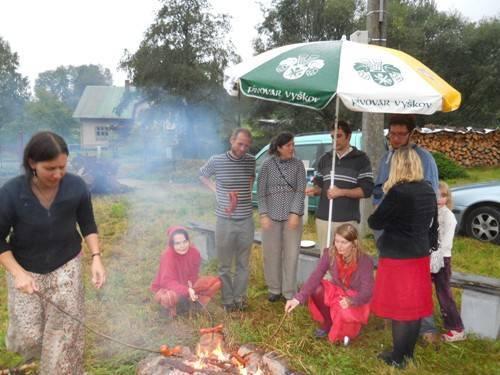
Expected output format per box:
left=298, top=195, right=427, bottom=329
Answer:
left=1, top=164, right=499, bottom=374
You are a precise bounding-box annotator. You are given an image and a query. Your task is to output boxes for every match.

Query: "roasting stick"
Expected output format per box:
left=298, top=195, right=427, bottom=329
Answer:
left=188, top=280, right=215, bottom=331
left=270, top=311, right=288, bottom=339
left=34, top=291, right=162, bottom=354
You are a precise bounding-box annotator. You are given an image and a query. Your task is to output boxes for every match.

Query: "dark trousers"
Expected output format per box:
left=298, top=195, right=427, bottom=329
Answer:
left=392, top=319, right=421, bottom=362
left=432, top=257, right=464, bottom=331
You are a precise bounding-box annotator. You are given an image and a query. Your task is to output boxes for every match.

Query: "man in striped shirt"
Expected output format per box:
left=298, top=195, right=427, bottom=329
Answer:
left=200, top=128, right=256, bottom=312
left=306, top=121, right=374, bottom=251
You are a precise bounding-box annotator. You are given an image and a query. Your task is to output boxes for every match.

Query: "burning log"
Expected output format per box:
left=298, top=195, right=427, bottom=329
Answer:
left=196, top=332, right=224, bottom=358
left=159, top=357, right=197, bottom=374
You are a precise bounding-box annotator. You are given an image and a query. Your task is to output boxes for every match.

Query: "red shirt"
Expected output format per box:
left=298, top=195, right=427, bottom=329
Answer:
left=150, top=246, right=201, bottom=297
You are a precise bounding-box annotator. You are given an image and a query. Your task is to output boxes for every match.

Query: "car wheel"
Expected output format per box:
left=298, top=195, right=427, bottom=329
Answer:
left=465, top=206, right=500, bottom=244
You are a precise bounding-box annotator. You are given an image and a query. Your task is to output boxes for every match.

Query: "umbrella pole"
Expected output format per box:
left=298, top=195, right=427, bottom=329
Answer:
left=326, top=97, right=340, bottom=249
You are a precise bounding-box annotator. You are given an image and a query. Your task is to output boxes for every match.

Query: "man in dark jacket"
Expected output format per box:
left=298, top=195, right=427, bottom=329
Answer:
left=306, top=121, right=374, bottom=251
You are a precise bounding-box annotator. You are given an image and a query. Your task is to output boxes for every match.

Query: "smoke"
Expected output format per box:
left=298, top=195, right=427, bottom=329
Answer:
left=82, top=100, right=232, bottom=360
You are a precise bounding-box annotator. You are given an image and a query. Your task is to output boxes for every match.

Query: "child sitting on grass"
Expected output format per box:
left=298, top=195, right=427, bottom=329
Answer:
left=151, top=226, right=221, bottom=317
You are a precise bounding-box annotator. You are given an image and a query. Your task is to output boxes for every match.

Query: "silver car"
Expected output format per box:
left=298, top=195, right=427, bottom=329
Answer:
left=451, top=181, right=500, bottom=244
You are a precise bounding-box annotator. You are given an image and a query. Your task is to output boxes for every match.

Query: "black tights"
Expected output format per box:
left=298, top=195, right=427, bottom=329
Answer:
left=391, top=319, right=421, bottom=363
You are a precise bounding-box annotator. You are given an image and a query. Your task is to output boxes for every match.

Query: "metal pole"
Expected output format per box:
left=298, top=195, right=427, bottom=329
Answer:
left=326, top=96, right=340, bottom=250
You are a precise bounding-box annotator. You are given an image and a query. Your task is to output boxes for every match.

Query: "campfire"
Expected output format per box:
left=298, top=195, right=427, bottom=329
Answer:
left=137, top=324, right=292, bottom=375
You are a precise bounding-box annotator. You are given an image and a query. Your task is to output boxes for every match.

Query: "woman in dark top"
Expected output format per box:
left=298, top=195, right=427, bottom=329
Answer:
left=258, top=132, right=306, bottom=302
left=0, top=131, right=106, bottom=374
left=285, top=224, right=374, bottom=343
left=368, top=146, right=438, bottom=369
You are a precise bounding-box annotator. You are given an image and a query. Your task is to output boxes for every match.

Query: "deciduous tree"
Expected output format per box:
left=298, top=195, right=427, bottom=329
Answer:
left=120, top=0, right=237, bottom=157
left=34, top=64, right=112, bottom=110
left=0, top=37, right=29, bottom=133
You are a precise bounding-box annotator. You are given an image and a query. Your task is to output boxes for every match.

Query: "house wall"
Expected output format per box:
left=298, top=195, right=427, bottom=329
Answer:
left=80, top=120, right=112, bottom=148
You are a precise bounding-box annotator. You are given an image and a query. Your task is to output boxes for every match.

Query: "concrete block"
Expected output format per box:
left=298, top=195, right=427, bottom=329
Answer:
left=461, top=289, right=500, bottom=340
left=191, top=231, right=216, bottom=261
left=296, top=253, right=320, bottom=285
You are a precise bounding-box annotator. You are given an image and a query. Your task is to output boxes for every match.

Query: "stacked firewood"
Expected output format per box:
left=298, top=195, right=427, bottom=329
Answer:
left=413, top=128, right=500, bottom=167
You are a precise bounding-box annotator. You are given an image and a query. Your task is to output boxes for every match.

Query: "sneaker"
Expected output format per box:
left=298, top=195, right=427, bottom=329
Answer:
left=442, top=329, right=466, bottom=342
left=267, top=293, right=281, bottom=302
left=313, top=328, right=328, bottom=338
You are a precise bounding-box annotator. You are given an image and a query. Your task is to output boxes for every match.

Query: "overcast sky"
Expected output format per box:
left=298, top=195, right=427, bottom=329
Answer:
left=1, top=0, right=499, bottom=87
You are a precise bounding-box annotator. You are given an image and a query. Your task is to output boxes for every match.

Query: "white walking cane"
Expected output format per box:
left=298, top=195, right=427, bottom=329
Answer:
left=325, top=96, right=340, bottom=249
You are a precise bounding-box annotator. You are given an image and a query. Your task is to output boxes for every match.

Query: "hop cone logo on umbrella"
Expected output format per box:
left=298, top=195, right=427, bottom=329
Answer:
left=353, top=59, right=403, bottom=87
left=276, top=54, right=325, bottom=80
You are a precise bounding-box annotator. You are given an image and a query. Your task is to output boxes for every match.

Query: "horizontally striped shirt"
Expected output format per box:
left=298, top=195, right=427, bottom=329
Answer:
left=200, top=152, right=256, bottom=219
left=314, top=147, right=374, bottom=222
left=257, top=156, right=306, bottom=221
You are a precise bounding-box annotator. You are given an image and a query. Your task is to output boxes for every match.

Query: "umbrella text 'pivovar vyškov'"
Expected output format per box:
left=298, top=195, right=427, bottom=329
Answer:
left=225, top=40, right=461, bottom=114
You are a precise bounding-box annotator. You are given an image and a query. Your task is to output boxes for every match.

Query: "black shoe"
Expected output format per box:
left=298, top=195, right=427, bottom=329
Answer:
left=176, top=298, right=190, bottom=315
left=313, top=328, right=328, bottom=339
left=234, top=300, right=248, bottom=311
left=377, top=351, right=407, bottom=369
left=223, top=303, right=235, bottom=313
left=268, top=293, right=281, bottom=302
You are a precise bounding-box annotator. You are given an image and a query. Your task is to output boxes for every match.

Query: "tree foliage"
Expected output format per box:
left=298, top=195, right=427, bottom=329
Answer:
left=247, top=0, right=365, bottom=139
left=34, top=64, right=112, bottom=110
left=0, top=37, right=29, bottom=133
left=255, top=0, right=365, bottom=52
left=246, top=0, right=500, bottom=135
left=387, top=0, right=500, bottom=127
left=120, top=0, right=238, bottom=157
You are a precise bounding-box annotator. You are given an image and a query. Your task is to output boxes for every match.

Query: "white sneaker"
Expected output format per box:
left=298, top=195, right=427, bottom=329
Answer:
left=442, top=329, right=466, bottom=342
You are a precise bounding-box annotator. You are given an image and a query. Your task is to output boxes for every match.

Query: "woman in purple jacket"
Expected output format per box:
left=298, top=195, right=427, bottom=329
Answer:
left=285, top=224, right=374, bottom=343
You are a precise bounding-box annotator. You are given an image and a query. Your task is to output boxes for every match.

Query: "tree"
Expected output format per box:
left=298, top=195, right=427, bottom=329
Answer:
left=25, top=89, right=79, bottom=141
left=0, top=37, right=29, bottom=133
left=255, top=0, right=365, bottom=52
left=387, top=0, right=500, bottom=127
left=247, top=0, right=366, bottom=137
left=34, top=64, right=112, bottom=110
left=120, top=0, right=237, bottom=157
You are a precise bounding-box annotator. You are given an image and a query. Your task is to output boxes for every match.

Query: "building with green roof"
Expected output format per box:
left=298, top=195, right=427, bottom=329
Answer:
left=73, top=85, right=145, bottom=148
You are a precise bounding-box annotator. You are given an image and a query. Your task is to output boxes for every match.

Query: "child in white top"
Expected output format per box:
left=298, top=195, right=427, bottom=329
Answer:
left=432, top=181, right=465, bottom=342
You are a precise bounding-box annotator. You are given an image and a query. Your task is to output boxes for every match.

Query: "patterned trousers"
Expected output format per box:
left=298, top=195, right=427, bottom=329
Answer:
left=6, top=255, right=85, bottom=375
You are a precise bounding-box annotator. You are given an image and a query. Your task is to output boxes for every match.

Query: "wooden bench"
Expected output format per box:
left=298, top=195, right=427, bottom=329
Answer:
left=187, top=221, right=500, bottom=340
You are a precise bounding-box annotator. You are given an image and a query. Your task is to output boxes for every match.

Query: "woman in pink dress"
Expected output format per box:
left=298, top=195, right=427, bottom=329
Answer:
left=285, top=224, right=374, bottom=343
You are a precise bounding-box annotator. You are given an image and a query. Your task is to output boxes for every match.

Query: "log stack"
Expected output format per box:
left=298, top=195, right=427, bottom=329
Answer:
left=413, top=128, right=500, bottom=167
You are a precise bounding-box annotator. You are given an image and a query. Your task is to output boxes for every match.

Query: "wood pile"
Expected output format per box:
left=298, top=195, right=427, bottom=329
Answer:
left=413, top=128, right=500, bottom=167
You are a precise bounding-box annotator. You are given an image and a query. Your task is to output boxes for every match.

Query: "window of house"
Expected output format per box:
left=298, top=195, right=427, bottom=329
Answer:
left=95, top=126, right=109, bottom=140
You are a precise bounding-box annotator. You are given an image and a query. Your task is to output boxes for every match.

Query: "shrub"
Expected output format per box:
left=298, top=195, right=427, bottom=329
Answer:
left=432, top=152, right=468, bottom=179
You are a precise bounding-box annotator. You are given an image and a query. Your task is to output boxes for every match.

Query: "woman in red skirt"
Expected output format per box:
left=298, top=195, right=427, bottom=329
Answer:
left=368, top=147, right=438, bottom=369
left=285, top=224, right=374, bottom=344
left=151, top=226, right=221, bottom=317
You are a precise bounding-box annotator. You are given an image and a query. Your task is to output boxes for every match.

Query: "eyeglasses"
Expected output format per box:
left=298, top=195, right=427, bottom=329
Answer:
left=388, top=131, right=410, bottom=139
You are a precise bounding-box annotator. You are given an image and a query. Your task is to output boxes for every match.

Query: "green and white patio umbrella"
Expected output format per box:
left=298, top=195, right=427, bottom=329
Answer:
left=224, top=39, right=461, bottom=114
left=224, top=39, right=461, bottom=247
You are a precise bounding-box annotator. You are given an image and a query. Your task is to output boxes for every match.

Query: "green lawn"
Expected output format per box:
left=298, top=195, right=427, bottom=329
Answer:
left=1, top=165, right=499, bottom=374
